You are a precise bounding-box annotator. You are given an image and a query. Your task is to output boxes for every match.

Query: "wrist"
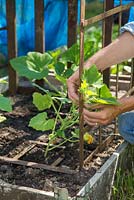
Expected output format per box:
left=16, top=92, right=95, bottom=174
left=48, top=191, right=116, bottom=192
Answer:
left=117, top=96, right=134, bottom=114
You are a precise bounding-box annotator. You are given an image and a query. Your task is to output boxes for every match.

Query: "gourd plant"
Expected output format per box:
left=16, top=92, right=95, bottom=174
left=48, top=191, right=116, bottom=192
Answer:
left=0, top=79, right=12, bottom=122
left=10, top=52, right=119, bottom=157
left=10, top=51, right=79, bottom=157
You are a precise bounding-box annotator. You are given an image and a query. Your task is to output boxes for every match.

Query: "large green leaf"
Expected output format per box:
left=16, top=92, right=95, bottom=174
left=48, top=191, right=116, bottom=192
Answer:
left=89, top=96, right=119, bottom=105
left=33, top=92, right=52, bottom=111
left=29, top=112, right=54, bottom=131
left=82, top=65, right=102, bottom=85
left=10, top=52, right=52, bottom=80
left=60, top=43, right=79, bottom=65
left=27, top=52, right=52, bottom=71
left=0, top=95, right=12, bottom=112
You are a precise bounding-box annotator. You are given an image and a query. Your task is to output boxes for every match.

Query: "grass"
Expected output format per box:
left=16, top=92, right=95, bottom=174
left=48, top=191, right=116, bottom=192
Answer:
left=112, top=146, right=134, bottom=200
left=112, top=169, right=134, bottom=200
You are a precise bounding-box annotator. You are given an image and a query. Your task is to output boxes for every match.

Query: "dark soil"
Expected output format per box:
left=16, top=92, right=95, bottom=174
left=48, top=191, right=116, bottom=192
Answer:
left=0, top=95, right=123, bottom=197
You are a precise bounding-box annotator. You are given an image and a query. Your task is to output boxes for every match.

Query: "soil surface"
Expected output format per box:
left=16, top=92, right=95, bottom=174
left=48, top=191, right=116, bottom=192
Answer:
left=0, top=95, right=123, bottom=197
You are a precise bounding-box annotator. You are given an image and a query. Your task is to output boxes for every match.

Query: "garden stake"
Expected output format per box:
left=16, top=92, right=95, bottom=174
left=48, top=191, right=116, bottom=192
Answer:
left=99, top=126, right=102, bottom=149
left=79, top=0, right=85, bottom=169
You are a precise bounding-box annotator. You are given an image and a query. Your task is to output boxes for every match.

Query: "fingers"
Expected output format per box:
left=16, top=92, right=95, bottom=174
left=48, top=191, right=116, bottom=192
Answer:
left=83, top=108, right=114, bottom=126
left=67, top=81, right=79, bottom=103
left=67, top=71, right=79, bottom=103
left=84, top=103, right=106, bottom=110
left=84, top=114, right=99, bottom=126
left=83, top=108, right=102, bottom=126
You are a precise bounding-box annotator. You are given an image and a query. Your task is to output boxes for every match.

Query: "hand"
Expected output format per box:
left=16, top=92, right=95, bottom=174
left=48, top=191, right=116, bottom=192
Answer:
left=67, top=70, right=79, bottom=103
left=67, top=60, right=94, bottom=103
left=83, top=104, right=121, bottom=126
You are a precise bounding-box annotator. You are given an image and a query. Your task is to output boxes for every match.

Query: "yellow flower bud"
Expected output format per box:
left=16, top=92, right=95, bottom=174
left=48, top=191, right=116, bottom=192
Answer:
left=83, top=132, right=94, bottom=144
left=81, top=80, right=88, bottom=90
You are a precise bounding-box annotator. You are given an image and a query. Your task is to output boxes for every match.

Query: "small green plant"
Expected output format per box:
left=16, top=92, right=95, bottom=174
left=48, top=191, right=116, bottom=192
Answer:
left=112, top=168, right=134, bottom=200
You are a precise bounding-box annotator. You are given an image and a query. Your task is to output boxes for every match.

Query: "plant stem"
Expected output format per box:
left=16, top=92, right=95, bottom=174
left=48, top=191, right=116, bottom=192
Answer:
left=47, top=136, right=79, bottom=152
left=52, top=101, right=63, bottom=123
left=44, top=102, right=62, bottom=157
left=44, top=77, right=60, bottom=94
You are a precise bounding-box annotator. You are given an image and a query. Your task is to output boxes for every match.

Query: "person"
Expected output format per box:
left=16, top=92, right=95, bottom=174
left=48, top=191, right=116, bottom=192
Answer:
left=67, top=21, right=134, bottom=144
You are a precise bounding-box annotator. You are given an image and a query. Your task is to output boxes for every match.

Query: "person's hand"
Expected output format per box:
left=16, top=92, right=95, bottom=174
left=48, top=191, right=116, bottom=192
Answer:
left=67, top=70, right=79, bottom=103
left=83, top=104, right=121, bottom=126
left=67, top=59, right=94, bottom=103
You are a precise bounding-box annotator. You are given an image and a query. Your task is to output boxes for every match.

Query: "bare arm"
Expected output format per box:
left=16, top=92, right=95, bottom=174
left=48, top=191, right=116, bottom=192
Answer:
left=85, top=32, right=134, bottom=71
left=67, top=32, right=134, bottom=102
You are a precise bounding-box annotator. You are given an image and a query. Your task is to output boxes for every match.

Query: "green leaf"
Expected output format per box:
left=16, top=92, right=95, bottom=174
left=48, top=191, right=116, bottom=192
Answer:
left=56, top=130, right=65, bottom=138
left=0, top=115, right=6, bottom=123
left=27, top=52, right=52, bottom=71
left=101, top=97, right=120, bottom=105
left=99, top=84, right=112, bottom=98
left=63, top=68, right=74, bottom=78
left=60, top=43, right=79, bottom=65
left=90, top=97, right=119, bottom=105
left=92, top=78, right=103, bottom=89
left=10, top=52, right=52, bottom=80
left=82, top=65, right=102, bottom=85
left=29, top=112, right=54, bottom=131
left=0, top=95, right=12, bottom=112
left=54, top=62, right=65, bottom=75
left=33, top=92, right=52, bottom=111
left=48, top=48, right=61, bottom=60
left=80, top=65, right=119, bottom=106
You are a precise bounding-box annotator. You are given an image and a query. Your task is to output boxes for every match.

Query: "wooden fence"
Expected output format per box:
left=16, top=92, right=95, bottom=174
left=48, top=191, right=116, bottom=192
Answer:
left=1, top=0, right=134, bottom=94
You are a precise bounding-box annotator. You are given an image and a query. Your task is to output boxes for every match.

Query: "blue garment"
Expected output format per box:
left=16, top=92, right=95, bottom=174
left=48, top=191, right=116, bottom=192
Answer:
left=128, top=6, right=134, bottom=22
left=118, top=112, right=134, bottom=144
left=118, top=22, right=134, bottom=144
left=120, top=21, right=134, bottom=35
